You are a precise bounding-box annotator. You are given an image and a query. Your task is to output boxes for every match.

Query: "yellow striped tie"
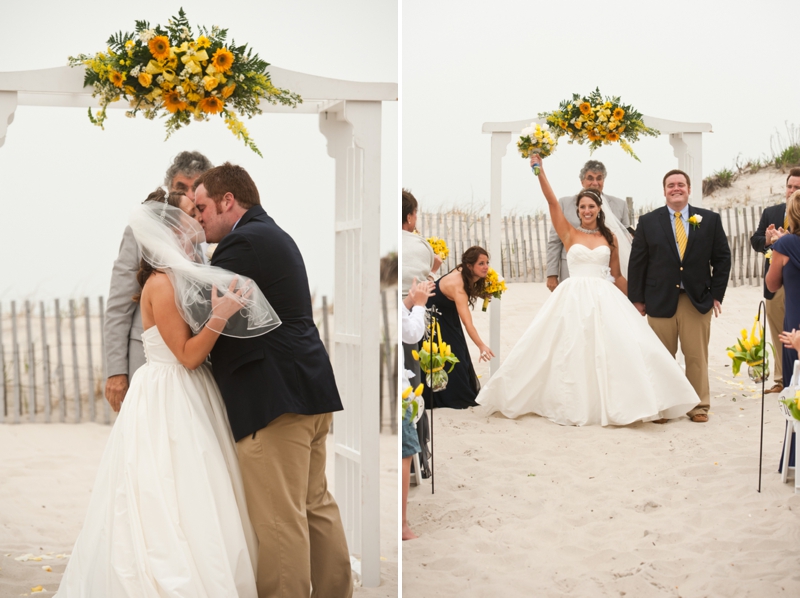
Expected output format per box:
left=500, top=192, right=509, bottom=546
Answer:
left=784, top=213, right=789, bottom=230
left=675, top=212, right=687, bottom=260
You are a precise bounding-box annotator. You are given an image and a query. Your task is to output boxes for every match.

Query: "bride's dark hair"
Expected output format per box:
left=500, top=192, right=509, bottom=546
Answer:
left=576, top=190, right=615, bottom=249
left=133, top=188, right=187, bottom=302
left=459, top=246, right=489, bottom=308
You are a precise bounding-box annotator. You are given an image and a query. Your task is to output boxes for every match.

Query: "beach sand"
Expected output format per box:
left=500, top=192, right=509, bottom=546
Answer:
left=404, top=282, right=800, bottom=597
left=0, top=424, right=398, bottom=597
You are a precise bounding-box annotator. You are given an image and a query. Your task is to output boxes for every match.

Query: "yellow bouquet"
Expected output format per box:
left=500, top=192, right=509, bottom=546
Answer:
left=538, top=88, right=658, bottom=161
left=412, top=317, right=460, bottom=391
left=781, top=390, right=800, bottom=420
left=427, top=237, right=449, bottom=260
left=481, top=268, right=507, bottom=312
left=68, top=8, right=301, bottom=155
left=402, top=383, right=424, bottom=422
left=517, top=123, right=558, bottom=175
left=726, top=316, right=773, bottom=381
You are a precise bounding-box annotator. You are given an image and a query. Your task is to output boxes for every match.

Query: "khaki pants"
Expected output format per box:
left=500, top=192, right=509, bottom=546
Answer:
left=766, top=286, right=785, bottom=385
left=237, top=413, right=353, bottom=598
left=648, top=293, right=712, bottom=416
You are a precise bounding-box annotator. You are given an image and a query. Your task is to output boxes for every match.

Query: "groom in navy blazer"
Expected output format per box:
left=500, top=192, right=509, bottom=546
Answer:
left=628, top=169, right=731, bottom=422
left=194, top=163, right=352, bottom=598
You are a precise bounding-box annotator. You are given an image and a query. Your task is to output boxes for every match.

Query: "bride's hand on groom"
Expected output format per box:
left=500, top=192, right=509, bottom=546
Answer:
left=210, top=277, right=251, bottom=323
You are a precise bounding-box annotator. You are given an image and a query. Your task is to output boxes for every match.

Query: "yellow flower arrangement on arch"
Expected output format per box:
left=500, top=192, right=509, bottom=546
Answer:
left=68, top=8, right=302, bottom=156
left=538, top=88, right=659, bottom=161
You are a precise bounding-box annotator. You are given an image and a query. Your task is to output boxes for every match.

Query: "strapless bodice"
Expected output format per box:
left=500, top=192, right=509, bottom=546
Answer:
left=566, top=244, right=612, bottom=279
left=141, top=327, right=181, bottom=366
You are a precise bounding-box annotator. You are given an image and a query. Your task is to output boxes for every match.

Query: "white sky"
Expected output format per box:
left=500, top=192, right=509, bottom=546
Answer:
left=403, top=0, right=800, bottom=219
left=0, top=0, right=397, bottom=303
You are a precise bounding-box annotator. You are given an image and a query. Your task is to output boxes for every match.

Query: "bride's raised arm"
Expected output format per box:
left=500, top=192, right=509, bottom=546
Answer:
left=530, top=155, right=573, bottom=249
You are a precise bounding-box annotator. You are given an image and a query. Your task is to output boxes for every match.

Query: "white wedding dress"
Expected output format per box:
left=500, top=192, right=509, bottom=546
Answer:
left=476, top=244, right=700, bottom=426
left=55, top=327, right=258, bottom=597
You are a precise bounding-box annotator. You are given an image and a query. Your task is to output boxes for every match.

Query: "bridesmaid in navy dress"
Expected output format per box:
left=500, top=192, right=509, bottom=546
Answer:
left=766, top=189, right=800, bottom=469
left=425, top=247, right=495, bottom=409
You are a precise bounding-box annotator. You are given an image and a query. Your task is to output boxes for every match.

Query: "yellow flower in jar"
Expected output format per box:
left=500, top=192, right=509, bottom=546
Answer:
left=411, top=350, right=419, bottom=360
left=402, top=386, right=412, bottom=399
left=414, top=384, right=424, bottom=396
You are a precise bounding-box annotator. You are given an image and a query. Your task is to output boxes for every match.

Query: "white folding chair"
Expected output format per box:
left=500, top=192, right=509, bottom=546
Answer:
left=778, top=361, right=800, bottom=493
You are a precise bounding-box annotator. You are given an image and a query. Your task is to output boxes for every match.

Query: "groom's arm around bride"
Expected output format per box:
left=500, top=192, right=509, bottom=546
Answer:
left=627, top=169, right=731, bottom=421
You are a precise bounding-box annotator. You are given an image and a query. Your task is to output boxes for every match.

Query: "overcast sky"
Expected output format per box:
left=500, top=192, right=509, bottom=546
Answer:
left=0, top=0, right=397, bottom=303
left=403, top=0, right=800, bottom=219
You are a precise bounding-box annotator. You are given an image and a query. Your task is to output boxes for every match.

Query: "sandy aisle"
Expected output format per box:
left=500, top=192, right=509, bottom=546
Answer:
left=0, top=425, right=398, bottom=597
left=404, top=283, right=800, bottom=597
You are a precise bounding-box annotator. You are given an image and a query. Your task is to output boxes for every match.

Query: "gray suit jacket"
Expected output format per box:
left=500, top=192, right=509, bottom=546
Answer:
left=104, top=225, right=146, bottom=380
left=545, top=193, right=630, bottom=281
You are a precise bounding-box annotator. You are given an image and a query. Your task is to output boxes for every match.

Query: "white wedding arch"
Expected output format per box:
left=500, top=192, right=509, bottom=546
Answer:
left=481, top=115, right=712, bottom=375
left=0, top=64, right=397, bottom=587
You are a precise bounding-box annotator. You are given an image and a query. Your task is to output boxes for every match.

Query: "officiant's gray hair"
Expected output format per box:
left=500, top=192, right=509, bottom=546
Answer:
left=579, top=160, right=607, bottom=181
left=164, top=151, right=214, bottom=188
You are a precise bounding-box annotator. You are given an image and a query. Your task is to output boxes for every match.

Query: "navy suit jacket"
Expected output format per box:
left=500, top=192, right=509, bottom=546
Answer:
left=210, top=205, right=343, bottom=441
left=628, top=205, right=731, bottom=318
left=750, top=203, right=786, bottom=300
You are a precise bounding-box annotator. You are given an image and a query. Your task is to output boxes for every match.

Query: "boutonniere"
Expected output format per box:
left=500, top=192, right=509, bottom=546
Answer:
left=765, top=248, right=773, bottom=263
left=206, top=243, right=218, bottom=260
left=688, top=214, right=702, bottom=229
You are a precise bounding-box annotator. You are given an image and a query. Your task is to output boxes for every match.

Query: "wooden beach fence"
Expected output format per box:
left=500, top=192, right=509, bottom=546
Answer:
left=0, top=297, right=108, bottom=425
left=418, top=205, right=771, bottom=288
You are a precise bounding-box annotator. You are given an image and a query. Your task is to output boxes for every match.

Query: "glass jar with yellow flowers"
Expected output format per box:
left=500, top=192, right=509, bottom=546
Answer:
left=726, top=316, right=773, bottom=383
left=412, top=316, right=460, bottom=392
left=781, top=390, right=800, bottom=421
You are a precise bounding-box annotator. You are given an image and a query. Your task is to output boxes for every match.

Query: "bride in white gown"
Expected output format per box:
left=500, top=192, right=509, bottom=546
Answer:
left=56, top=194, right=280, bottom=597
left=476, top=155, right=699, bottom=426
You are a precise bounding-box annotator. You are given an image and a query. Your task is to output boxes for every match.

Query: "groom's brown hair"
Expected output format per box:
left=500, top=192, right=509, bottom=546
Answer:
left=194, top=162, right=261, bottom=210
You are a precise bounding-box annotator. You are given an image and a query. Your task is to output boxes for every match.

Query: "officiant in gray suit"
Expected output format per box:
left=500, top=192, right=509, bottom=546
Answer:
left=103, top=151, right=214, bottom=411
left=545, top=160, right=630, bottom=291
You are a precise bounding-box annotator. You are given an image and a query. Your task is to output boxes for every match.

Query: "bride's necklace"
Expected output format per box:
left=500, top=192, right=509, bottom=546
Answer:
left=577, top=226, right=599, bottom=235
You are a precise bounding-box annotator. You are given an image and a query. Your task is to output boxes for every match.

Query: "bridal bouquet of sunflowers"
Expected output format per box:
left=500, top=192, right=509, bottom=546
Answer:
left=517, top=123, right=558, bottom=175
left=426, top=236, right=449, bottom=261
left=412, top=318, right=460, bottom=391
left=68, top=8, right=302, bottom=155
left=481, top=268, right=507, bottom=312
left=538, top=88, right=658, bottom=161
left=726, top=316, right=773, bottom=382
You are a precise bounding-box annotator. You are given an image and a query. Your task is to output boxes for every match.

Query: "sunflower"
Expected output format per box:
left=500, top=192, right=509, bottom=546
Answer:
left=579, top=102, right=592, bottom=115
left=109, top=70, right=125, bottom=88
left=606, top=131, right=620, bottom=142
left=587, top=130, right=600, bottom=142
left=199, top=96, right=224, bottom=114
left=558, top=120, right=567, bottom=130
left=613, top=107, right=625, bottom=120
left=148, top=36, right=171, bottom=61
left=163, top=90, right=188, bottom=113
left=211, top=48, right=234, bottom=73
